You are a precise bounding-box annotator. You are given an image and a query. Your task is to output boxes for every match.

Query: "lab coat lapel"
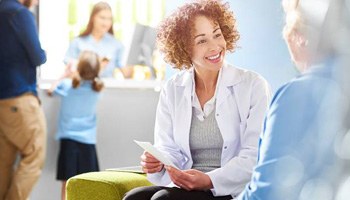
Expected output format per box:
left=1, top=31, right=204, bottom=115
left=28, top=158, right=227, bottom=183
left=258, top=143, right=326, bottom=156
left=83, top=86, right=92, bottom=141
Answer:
left=174, top=69, right=193, bottom=159
left=215, top=64, right=243, bottom=157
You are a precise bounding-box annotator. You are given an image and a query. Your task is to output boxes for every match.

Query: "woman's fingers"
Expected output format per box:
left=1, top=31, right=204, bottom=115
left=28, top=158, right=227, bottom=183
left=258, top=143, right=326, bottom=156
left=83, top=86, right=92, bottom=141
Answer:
left=140, top=151, right=164, bottom=173
left=141, top=151, right=160, bottom=162
left=165, top=166, right=194, bottom=190
left=141, top=160, right=160, bottom=168
left=141, top=161, right=163, bottom=173
left=169, top=168, right=213, bottom=190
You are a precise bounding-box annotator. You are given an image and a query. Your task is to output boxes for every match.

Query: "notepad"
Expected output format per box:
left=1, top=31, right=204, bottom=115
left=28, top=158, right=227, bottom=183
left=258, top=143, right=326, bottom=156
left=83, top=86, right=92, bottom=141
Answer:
left=134, top=140, right=178, bottom=169
left=105, top=166, right=144, bottom=174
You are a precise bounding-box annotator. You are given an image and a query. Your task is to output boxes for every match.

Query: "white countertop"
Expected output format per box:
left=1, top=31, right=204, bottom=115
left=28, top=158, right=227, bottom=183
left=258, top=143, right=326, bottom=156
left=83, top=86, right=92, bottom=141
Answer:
left=38, top=78, right=164, bottom=91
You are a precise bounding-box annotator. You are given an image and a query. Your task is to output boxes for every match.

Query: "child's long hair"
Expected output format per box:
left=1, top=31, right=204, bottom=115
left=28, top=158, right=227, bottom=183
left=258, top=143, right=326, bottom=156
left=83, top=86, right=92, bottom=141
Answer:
left=72, top=51, right=104, bottom=92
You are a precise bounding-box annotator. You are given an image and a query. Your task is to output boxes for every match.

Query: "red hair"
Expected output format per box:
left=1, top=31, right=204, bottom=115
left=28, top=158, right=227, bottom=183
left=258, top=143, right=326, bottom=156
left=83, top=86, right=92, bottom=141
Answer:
left=157, top=0, right=239, bottom=69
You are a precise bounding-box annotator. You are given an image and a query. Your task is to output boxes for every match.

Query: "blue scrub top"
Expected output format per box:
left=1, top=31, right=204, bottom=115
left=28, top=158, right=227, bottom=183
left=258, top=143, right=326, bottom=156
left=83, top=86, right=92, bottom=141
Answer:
left=65, top=33, right=123, bottom=77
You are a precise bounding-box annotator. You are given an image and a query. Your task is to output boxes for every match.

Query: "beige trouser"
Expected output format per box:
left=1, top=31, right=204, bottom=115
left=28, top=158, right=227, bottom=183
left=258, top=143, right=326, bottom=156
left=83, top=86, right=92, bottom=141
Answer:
left=0, top=94, right=47, bottom=200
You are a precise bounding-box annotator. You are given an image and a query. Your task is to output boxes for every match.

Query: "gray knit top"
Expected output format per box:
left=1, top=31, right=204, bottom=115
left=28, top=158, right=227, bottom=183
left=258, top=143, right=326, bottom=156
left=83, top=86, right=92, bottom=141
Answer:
left=189, top=107, right=223, bottom=173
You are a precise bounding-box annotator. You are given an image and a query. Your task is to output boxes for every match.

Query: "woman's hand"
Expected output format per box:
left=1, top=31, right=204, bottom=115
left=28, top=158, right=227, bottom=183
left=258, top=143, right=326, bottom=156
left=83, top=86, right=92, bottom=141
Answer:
left=165, top=166, right=213, bottom=191
left=140, top=151, right=164, bottom=173
left=61, top=60, right=77, bottom=79
left=47, top=88, right=54, bottom=97
left=100, top=57, right=110, bottom=71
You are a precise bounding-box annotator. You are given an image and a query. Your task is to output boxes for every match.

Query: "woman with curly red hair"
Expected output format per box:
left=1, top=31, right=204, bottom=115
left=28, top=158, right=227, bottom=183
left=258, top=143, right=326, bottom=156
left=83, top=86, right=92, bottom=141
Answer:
left=124, top=0, right=271, bottom=199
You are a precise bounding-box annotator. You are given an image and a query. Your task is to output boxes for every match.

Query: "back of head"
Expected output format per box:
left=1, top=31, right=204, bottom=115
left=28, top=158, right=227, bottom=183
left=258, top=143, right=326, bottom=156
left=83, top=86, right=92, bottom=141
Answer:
left=282, top=0, right=349, bottom=62
left=283, top=0, right=350, bottom=86
left=72, top=50, right=104, bottom=92
left=21, top=0, right=38, bottom=9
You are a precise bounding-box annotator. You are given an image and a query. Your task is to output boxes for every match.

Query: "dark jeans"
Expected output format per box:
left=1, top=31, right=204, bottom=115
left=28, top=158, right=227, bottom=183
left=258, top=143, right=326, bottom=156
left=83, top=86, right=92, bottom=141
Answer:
left=123, top=186, right=232, bottom=200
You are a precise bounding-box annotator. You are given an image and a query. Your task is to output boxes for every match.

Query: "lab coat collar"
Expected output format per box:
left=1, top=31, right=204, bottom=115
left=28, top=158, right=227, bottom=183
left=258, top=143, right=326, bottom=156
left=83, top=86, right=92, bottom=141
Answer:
left=174, top=68, right=193, bottom=87
left=220, top=62, right=243, bottom=87
left=173, top=62, right=243, bottom=109
left=217, top=63, right=243, bottom=108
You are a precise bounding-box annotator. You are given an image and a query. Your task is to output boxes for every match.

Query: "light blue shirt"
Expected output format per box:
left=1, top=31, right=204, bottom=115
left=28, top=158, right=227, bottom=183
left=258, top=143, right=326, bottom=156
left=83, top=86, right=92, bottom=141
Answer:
left=236, top=60, right=345, bottom=200
left=64, top=33, right=123, bottom=77
left=54, top=79, right=101, bottom=144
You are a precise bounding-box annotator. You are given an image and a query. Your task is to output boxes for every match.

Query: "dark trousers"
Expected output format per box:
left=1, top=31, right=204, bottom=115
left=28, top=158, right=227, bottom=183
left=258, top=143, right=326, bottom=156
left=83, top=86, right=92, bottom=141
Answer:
left=123, top=186, right=232, bottom=200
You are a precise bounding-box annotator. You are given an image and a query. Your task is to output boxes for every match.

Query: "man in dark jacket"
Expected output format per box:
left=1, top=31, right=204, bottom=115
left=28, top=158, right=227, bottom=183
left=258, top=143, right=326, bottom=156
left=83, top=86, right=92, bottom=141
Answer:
left=0, top=0, right=47, bottom=199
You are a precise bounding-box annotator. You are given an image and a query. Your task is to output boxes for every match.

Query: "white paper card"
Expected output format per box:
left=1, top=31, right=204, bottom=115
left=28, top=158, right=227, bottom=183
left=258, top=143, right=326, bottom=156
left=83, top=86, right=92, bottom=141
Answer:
left=134, top=140, right=177, bottom=169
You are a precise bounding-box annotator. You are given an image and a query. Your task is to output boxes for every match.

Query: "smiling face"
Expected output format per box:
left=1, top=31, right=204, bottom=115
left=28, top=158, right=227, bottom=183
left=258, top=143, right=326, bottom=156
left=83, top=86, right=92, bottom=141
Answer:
left=191, top=15, right=227, bottom=74
left=93, top=9, right=113, bottom=34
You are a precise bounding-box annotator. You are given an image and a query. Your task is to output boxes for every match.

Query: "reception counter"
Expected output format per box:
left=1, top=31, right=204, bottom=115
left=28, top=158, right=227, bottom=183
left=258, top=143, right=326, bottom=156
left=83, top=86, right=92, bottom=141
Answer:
left=31, top=79, right=162, bottom=199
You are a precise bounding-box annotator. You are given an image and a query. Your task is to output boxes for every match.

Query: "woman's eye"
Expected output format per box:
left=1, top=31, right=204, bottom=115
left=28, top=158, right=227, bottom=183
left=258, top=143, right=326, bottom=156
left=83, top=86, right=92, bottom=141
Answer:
left=197, top=40, right=206, bottom=45
left=215, top=33, right=222, bottom=38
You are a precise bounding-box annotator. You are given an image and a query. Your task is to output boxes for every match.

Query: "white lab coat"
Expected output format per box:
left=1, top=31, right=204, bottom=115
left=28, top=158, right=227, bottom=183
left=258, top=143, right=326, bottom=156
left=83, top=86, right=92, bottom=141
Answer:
left=148, top=63, right=271, bottom=197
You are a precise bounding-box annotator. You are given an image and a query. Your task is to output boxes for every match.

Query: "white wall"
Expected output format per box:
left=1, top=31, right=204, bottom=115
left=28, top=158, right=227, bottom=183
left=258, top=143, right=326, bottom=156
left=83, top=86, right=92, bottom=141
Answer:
left=227, top=0, right=297, bottom=91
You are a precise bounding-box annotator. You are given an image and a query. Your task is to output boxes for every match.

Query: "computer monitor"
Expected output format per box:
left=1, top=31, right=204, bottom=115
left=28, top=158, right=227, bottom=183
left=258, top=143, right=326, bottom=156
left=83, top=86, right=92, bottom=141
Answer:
left=125, top=23, right=157, bottom=68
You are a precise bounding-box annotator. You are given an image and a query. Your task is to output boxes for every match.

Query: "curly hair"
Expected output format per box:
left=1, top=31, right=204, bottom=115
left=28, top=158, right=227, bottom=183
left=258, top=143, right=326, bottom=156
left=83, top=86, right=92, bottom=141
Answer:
left=157, top=0, right=239, bottom=70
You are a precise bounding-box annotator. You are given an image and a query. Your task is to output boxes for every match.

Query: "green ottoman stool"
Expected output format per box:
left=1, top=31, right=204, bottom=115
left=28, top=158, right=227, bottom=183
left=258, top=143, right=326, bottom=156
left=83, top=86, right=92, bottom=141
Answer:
left=66, top=171, right=153, bottom=200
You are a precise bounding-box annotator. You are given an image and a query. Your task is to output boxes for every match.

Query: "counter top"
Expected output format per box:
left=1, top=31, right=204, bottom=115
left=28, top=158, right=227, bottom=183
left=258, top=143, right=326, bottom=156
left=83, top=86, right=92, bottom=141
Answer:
left=38, top=78, right=164, bottom=91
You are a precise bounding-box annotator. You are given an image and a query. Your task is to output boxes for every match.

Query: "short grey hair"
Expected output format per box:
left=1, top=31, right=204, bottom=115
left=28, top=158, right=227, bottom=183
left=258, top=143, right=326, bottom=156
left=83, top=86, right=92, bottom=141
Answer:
left=283, top=0, right=331, bottom=56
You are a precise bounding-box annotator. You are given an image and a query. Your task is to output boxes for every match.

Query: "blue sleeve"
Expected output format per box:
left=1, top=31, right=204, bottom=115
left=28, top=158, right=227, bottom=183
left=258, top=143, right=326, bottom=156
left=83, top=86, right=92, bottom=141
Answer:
left=114, top=43, right=124, bottom=67
left=10, top=8, right=46, bottom=67
left=54, top=79, right=72, bottom=97
left=64, top=38, right=80, bottom=64
left=237, top=82, right=318, bottom=200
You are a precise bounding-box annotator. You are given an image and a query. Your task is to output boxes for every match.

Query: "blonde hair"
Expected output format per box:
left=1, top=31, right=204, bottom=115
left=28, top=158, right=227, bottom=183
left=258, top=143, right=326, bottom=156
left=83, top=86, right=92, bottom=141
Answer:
left=282, top=0, right=307, bottom=39
left=72, top=51, right=104, bottom=92
left=282, top=0, right=330, bottom=55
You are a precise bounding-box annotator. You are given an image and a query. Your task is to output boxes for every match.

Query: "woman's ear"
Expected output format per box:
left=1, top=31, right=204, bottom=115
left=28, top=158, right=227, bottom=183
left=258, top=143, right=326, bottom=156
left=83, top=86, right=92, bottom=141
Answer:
left=288, top=30, right=310, bottom=72
left=294, top=31, right=308, bottom=47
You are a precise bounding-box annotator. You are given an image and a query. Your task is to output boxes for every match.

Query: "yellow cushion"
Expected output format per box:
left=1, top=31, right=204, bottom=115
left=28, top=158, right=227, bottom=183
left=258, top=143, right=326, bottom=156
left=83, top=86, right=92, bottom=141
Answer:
left=66, top=171, right=153, bottom=200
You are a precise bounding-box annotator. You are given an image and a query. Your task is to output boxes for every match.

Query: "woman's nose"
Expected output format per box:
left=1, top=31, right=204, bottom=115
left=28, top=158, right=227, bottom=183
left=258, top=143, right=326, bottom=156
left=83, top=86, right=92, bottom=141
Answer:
left=208, top=40, right=220, bottom=51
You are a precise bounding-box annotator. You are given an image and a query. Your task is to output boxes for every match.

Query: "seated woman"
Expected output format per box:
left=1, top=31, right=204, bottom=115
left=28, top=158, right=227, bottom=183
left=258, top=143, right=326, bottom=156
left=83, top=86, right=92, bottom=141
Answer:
left=123, top=0, right=271, bottom=199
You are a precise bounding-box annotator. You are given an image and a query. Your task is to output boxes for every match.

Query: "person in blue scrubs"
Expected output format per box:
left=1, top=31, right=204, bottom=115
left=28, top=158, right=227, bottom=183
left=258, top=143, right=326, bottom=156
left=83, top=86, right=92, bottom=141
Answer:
left=64, top=2, right=123, bottom=78
left=236, top=0, right=350, bottom=199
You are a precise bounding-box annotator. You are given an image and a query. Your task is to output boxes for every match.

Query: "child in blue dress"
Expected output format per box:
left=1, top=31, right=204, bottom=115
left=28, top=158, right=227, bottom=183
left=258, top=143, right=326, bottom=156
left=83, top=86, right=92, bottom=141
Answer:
left=48, top=50, right=104, bottom=200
